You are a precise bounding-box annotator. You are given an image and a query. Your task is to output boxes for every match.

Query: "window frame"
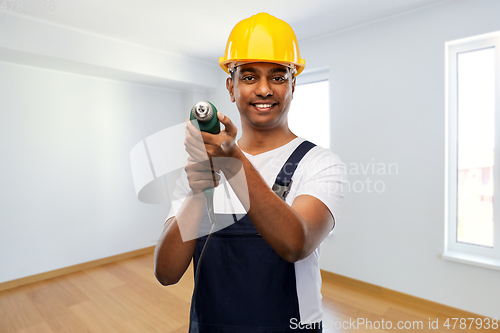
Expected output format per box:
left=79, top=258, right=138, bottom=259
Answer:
left=295, top=67, right=329, bottom=86
left=444, top=33, right=500, bottom=270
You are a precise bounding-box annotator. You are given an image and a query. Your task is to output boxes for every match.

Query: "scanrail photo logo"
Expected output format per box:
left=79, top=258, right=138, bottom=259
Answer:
left=290, top=317, right=499, bottom=330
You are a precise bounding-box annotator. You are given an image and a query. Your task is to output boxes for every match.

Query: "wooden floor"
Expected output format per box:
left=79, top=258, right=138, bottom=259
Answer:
left=0, top=253, right=493, bottom=332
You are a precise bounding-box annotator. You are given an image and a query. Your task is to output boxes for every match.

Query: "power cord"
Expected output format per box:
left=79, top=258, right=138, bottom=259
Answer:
left=188, top=179, right=238, bottom=333
left=188, top=191, right=216, bottom=333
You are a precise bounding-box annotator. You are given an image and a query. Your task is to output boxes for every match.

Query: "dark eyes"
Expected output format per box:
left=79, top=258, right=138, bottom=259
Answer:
left=241, top=76, right=256, bottom=82
left=240, top=76, right=286, bottom=83
left=271, top=76, right=286, bottom=82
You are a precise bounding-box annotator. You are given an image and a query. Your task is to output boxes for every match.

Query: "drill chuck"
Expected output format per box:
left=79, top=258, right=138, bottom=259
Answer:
left=192, top=101, right=214, bottom=122
left=190, top=101, right=220, bottom=135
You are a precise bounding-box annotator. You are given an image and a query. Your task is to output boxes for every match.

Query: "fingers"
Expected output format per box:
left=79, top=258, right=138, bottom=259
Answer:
left=186, top=156, right=213, bottom=172
left=186, top=119, right=217, bottom=144
left=186, top=170, right=221, bottom=183
left=186, top=119, right=220, bottom=151
left=186, top=179, right=220, bottom=193
left=186, top=113, right=238, bottom=163
left=185, top=137, right=209, bottom=162
left=217, top=111, right=237, bottom=138
left=185, top=158, right=221, bottom=193
left=185, top=119, right=213, bottom=162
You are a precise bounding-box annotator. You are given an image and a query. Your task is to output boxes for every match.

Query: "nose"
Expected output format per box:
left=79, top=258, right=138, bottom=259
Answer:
left=255, top=79, right=273, bottom=97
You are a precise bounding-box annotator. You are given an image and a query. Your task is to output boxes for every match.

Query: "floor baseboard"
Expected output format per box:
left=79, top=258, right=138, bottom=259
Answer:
left=0, top=246, right=155, bottom=292
left=320, top=269, right=489, bottom=320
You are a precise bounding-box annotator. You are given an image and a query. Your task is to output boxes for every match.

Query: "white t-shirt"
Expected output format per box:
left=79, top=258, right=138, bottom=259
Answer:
left=167, top=137, right=347, bottom=324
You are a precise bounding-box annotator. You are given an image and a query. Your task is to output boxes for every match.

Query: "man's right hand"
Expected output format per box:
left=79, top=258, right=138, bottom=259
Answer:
left=184, top=156, right=221, bottom=194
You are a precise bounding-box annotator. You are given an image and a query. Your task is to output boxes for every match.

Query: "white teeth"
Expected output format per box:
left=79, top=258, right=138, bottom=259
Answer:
left=254, top=104, right=273, bottom=108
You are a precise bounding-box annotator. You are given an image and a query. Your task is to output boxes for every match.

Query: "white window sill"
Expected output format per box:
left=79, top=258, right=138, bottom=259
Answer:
left=442, top=251, right=500, bottom=271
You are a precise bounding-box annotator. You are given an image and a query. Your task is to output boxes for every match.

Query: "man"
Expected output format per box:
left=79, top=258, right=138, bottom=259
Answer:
left=154, top=13, right=346, bottom=333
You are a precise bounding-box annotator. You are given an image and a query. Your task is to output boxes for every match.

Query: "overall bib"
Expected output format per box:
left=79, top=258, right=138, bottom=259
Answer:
left=190, top=141, right=322, bottom=333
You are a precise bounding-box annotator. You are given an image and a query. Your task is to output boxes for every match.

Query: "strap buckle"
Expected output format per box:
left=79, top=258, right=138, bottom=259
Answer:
left=272, top=179, right=293, bottom=201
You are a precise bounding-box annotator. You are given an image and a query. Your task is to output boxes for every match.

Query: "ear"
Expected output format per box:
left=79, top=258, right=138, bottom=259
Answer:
left=226, top=77, right=235, bottom=103
left=291, top=76, right=296, bottom=95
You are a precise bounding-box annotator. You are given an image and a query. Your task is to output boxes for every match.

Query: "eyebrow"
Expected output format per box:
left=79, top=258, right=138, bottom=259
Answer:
left=239, top=66, right=289, bottom=75
left=269, top=67, right=288, bottom=74
left=239, top=67, right=258, bottom=74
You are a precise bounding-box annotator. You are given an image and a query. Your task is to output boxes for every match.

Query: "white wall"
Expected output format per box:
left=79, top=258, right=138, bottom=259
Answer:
left=298, top=0, right=500, bottom=318
left=0, top=62, right=185, bottom=283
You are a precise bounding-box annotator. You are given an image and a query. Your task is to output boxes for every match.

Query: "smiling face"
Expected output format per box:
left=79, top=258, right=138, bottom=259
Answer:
left=226, top=62, right=296, bottom=131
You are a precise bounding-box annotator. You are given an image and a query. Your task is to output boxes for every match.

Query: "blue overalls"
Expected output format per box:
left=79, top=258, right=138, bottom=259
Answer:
left=190, top=141, right=322, bottom=333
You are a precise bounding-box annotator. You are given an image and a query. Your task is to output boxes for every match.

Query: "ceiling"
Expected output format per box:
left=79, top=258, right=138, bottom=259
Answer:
left=16, top=0, right=451, bottom=64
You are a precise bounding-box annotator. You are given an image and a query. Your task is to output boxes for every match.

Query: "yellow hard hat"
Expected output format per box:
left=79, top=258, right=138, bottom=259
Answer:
left=219, top=12, right=305, bottom=76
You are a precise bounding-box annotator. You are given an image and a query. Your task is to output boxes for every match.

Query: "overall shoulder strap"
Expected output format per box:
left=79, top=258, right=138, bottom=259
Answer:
left=272, top=140, right=316, bottom=200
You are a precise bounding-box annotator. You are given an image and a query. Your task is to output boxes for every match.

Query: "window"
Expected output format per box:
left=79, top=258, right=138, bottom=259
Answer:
left=289, top=69, right=335, bottom=238
left=289, top=69, right=330, bottom=148
left=444, top=33, right=500, bottom=270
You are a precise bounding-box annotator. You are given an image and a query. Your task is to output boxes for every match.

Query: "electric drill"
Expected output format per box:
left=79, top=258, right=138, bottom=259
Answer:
left=188, top=102, right=220, bottom=333
left=190, top=101, right=220, bottom=200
